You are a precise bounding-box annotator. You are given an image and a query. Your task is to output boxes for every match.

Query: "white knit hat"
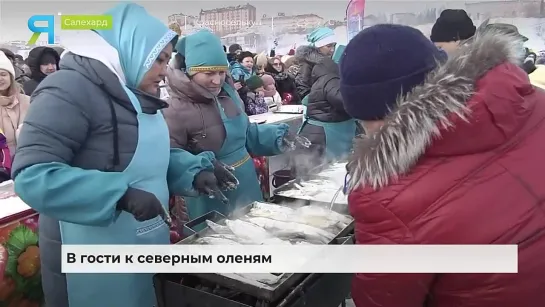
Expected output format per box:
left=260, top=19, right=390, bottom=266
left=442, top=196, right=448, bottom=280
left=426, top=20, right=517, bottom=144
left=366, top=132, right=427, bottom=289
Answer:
left=314, top=35, right=337, bottom=48
left=0, top=52, right=15, bottom=78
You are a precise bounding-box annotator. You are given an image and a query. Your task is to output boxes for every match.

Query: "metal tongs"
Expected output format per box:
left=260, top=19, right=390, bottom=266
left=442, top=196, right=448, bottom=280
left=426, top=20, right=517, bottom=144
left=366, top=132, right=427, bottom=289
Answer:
left=194, top=143, right=238, bottom=210
left=283, top=135, right=312, bottom=151
left=207, top=161, right=237, bottom=212
left=159, top=161, right=237, bottom=226
left=295, top=135, right=311, bottom=148
left=160, top=205, right=172, bottom=227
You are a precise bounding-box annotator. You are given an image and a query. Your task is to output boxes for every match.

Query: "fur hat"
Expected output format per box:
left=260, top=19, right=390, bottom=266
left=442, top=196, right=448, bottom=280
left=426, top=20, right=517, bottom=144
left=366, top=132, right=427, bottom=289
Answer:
left=254, top=52, right=268, bottom=68
left=340, top=24, right=445, bottom=121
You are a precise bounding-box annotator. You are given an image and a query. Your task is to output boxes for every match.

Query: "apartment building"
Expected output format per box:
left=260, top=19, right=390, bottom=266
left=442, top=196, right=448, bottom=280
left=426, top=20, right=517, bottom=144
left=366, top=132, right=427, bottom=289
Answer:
left=199, top=4, right=257, bottom=36
left=167, top=13, right=198, bottom=27
left=261, top=13, right=325, bottom=34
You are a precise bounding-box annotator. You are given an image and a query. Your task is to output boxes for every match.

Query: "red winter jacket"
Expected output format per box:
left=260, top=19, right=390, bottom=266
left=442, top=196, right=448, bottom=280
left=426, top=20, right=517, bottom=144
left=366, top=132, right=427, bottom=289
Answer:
left=347, top=32, right=545, bottom=307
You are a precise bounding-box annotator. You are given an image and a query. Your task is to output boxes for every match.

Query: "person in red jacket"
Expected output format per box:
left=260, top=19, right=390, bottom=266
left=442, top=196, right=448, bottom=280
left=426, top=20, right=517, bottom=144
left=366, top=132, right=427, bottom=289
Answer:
left=340, top=24, right=545, bottom=306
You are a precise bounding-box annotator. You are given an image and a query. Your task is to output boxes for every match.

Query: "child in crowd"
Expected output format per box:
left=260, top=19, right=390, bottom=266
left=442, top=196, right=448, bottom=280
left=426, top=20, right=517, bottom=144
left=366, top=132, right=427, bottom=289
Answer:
left=243, top=76, right=269, bottom=115
left=261, top=74, right=282, bottom=111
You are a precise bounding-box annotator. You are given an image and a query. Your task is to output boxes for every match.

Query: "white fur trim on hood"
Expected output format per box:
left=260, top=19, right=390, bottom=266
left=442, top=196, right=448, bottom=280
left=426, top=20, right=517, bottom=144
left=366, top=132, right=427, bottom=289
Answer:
left=60, top=30, right=127, bottom=85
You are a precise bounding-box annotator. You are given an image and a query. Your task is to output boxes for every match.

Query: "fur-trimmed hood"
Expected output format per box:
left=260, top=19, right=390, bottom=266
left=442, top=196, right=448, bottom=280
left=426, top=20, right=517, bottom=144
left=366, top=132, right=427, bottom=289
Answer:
left=295, top=45, right=327, bottom=65
left=347, top=29, right=527, bottom=191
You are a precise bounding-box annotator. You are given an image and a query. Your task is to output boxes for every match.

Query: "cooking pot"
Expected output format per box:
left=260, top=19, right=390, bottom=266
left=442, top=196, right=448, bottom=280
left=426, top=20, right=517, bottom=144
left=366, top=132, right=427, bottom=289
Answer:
left=272, top=169, right=294, bottom=188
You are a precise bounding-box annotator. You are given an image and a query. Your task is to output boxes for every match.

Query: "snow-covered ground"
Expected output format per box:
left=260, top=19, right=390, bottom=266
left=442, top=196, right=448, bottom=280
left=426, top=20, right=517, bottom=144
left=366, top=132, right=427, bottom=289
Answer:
left=269, top=18, right=545, bottom=55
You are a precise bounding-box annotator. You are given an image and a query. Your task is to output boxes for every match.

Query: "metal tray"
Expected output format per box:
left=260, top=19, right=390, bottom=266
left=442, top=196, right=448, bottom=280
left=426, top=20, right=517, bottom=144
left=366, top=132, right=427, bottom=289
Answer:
left=176, top=203, right=354, bottom=302
left=272, top=177, right=348, bottom=213
left=154, top=236, right=353, bottom=307
left=272, top=105, right=304, bottom=114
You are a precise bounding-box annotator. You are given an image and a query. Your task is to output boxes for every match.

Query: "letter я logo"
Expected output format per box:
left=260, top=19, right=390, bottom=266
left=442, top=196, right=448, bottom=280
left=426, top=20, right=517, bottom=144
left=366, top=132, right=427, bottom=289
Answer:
left=28, top=15, right=55, bottom=45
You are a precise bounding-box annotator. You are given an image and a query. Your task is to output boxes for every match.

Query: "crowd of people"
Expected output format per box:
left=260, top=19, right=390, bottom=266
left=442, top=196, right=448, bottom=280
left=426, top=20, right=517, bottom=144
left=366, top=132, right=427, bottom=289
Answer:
left=1, top=3, right=545, bottom=307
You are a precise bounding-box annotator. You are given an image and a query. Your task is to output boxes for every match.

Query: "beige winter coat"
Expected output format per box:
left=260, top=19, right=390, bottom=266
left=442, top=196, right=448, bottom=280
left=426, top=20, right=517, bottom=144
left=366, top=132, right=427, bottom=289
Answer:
left=0, top=93, right=30, bottom=155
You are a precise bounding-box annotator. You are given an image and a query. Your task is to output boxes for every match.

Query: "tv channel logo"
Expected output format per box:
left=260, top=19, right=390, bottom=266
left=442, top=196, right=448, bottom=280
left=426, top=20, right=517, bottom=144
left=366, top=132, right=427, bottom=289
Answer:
left=28, top=14, right=112, bottom=45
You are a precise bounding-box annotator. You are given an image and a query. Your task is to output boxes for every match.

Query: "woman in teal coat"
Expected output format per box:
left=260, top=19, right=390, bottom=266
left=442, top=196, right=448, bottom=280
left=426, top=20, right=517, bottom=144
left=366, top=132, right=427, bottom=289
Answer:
left=164, top=30, right=303, bottom=220
left=11, top=3, right=232, bottom=307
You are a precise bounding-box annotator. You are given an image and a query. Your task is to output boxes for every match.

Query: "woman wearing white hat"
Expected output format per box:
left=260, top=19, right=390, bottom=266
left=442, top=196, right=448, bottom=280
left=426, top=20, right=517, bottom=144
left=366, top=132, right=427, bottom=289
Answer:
left=0, top=52, right=30, bottom=158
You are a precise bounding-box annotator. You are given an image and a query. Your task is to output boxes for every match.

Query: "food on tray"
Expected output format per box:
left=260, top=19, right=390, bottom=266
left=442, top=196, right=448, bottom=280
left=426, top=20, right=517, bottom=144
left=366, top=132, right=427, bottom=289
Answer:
left=194, top=236, right=241, bottom=245
left=225, top=219, right=270, bottom=240
left=275, top=178, right=349, bottom=204
left=252, top=202, right=296, bottom=215
left=205, top=220, right=232, bottom=234
left=296, top=205, right=353, bottom=228
left=177, top=201, right=354, bottom=299
left=225, top=219, right=290, bottom=245
left=192, top=202, right=352, bottom=247
left=247, top=202, right=340, bottom=229
left=244, top=217, right=335, bottom=244
left=283, top=180, right=337, bottom=198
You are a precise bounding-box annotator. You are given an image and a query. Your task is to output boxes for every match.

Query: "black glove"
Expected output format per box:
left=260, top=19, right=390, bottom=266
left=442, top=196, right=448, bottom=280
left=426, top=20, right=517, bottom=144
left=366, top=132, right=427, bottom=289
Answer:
left=282, top=132, right=311, bottom=151
left=193, top=170, right=229, bottom=204
left=522, top=59, right=537, bottom=74
left=0, top=167, right=10, bottom=183
left=117, top=188, right=166, bottom=222
left=212, top=160, right=239, bottom=191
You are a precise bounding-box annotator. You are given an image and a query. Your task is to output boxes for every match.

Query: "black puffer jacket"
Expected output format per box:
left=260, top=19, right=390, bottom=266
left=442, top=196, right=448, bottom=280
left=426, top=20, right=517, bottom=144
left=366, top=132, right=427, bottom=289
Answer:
left=305, top=56, right=350, bottom=123
left=294, top=45, right=319, bottom=99
left=23, top=47, right=60, bottom=95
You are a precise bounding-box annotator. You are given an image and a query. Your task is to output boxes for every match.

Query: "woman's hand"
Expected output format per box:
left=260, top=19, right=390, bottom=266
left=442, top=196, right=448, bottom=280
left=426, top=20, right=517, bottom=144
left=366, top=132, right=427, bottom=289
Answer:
left=212, top=160, right=238, bottom=190
left=234, top=82, right=243, bottom=90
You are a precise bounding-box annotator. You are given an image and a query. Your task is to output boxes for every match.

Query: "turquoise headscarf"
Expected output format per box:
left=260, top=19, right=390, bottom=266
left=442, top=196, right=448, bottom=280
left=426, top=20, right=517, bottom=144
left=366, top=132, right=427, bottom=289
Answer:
left=175, top=29, right=228, bottom=75
left=307, top=27, right=336, bottom=48
left=94, top=3, right=178, bottom=88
